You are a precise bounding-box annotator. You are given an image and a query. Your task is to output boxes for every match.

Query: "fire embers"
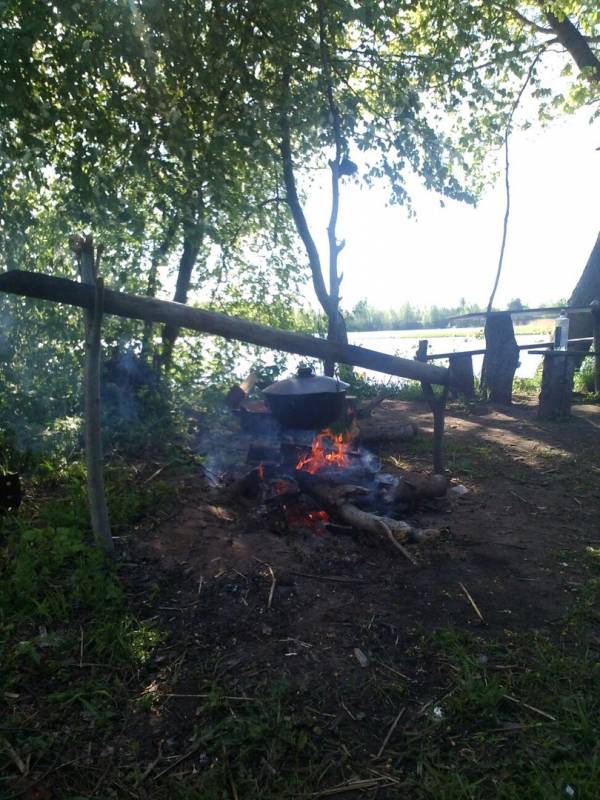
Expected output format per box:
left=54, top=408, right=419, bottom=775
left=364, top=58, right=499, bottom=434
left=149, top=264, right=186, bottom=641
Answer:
left=233, top=464, right=331, bottom=534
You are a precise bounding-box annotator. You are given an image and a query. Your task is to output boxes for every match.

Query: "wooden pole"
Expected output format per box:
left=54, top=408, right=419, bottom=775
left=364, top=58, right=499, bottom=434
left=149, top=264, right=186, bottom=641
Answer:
left=448, top=353, right=475, bottom=398
left=79, top=239, right=114, bottom=557
left=0, top=270, right=452, bottom=387
left=415, top=340, right=448, bottom=473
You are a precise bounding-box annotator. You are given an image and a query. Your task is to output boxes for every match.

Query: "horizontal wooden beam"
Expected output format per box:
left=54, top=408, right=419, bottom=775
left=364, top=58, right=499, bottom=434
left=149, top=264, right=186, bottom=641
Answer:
left=426, top=338, right=594, bottom=361
left=446, top=306, right=593, bottom=322
left=0, top=270, right=452, bottom=385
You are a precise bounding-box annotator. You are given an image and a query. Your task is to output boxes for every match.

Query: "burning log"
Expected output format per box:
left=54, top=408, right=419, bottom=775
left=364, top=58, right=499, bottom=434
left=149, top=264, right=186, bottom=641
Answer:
left=296, top=472, right=441, bottom=550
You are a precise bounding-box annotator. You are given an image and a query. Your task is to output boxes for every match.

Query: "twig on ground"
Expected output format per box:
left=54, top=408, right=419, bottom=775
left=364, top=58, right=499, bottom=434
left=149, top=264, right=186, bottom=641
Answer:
left=459, top=581, right=485, bottom=623
left=374, top=660, right=415, bottom=683
left=165, top=693, right=255, bottom=701
left=1, top=737, right=29, bottom=776
left=290, top=572, right=373, bottom=584
left=267, top=564, right=276, bottom=609
left=290, top=572, right=370, bottom=584
left=503, top=694, right=557, bottom=721
left=138, top=739, right=165, bottom=784
left=509, top=489, right=530, bottom=505
left=375, top=707, right=405, bottom=759
left=152, top=743, right=201, bottom=782
left=312, top=777, right=396, bottom=796
left=378, top=520, right=417, bottom=565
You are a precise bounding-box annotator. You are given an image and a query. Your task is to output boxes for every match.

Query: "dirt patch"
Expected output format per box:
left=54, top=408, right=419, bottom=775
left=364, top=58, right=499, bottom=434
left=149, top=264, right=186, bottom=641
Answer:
left=118, top=399, right=600, bottom=769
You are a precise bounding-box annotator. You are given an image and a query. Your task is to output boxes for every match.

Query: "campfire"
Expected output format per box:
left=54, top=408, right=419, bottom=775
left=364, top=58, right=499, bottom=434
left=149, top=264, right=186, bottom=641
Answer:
left=233, top=401, right=448, bottom=559
left=295, top=428, right=353, bottom=474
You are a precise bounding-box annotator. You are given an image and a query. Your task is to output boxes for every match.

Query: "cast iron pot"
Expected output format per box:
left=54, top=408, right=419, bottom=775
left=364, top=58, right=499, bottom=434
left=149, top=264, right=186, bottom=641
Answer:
left=263, top=367, right=349, bottom=430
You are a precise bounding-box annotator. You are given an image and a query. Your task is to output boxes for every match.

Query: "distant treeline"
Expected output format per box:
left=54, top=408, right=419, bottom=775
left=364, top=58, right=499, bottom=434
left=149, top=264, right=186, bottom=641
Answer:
left=343, top=299, right=488, bottom=331
left=290, top=297, right=557, bottom=333
left=290, top=298, right=566, bottom=333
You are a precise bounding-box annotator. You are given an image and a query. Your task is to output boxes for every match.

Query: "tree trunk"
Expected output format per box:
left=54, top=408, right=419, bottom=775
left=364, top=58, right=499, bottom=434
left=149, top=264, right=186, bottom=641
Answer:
left=480, top=312, right=519, bottom=404
left=543, top=11, right=600, bottom=82
left=162, top=226, right=202, bottom=368
left=141, top=225, right=177, bottom=363
left=592, top=304, right=600, bottom=393
left=568, top=232, right=600, bottom=345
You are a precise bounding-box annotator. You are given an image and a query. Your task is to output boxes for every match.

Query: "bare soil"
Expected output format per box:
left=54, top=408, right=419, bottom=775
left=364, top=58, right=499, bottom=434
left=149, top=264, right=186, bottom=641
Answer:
left=117, top=398, right=600, bottom=786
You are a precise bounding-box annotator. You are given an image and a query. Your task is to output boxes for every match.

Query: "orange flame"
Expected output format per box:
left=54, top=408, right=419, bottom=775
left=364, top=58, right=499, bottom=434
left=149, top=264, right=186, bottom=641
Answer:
left=296, top=428, right=354, bottom=474
left=258, top=463, right=265, bottom=480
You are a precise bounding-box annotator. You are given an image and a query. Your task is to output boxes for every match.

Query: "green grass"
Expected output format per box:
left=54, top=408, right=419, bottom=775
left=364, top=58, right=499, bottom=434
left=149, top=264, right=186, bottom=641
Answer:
left=414, top=570, right=600, bottom=799
left=0, top=448, right=192, bottom=799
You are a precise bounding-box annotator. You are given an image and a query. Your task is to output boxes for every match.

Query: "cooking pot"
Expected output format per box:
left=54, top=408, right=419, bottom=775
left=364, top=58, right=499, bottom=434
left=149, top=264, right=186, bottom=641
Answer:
left=263, top=366, right=349, bottom=430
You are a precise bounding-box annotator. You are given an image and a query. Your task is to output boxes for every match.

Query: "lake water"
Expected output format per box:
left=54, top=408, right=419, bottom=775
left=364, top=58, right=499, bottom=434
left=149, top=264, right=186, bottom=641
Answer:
left=345, top=328, right=551, bottom=383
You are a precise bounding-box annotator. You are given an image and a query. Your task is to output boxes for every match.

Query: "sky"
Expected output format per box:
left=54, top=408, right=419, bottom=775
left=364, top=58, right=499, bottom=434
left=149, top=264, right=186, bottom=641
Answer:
left=302, top=105, right=600, bottom=313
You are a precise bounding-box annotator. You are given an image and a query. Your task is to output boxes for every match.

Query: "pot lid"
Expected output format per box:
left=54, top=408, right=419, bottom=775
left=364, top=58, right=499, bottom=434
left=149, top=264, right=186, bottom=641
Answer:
left=263, top=366, right=349, bottom=396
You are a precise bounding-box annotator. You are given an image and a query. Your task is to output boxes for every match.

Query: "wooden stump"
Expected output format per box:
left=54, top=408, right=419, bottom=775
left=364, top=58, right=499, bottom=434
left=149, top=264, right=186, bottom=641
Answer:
left=481, top=312, right=519, bottom=405
left=538, top=353, right=576, bottom=420
left=449, top=353, right=475, bottom=399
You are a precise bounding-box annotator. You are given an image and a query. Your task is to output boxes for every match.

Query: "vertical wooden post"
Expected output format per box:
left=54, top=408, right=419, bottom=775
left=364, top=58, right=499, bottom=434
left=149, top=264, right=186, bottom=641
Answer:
left=448, top=353, right=475, bottom=399
left=80, top=235, right=114, bottom=557
left=591, top=300, right=600, bottom=394
left=415, top=339, right=448, bottom=474
left=537, top=352, right=576, bottom=420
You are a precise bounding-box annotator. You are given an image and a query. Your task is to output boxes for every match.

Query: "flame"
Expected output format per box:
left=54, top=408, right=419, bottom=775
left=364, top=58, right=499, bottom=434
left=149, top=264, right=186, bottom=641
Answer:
left=258, top=463, right=265, bottom=480
left=296, top=428, right=354, bottom=474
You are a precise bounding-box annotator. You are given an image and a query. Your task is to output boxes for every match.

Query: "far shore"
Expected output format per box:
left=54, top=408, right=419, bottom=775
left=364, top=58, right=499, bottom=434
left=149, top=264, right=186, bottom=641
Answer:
left=348, top=319, right=554, bottom=339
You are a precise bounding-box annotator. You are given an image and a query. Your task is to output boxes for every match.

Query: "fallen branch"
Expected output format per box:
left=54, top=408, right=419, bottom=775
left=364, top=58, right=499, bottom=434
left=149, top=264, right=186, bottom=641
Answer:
left=297, top=473, right=441, bottom=551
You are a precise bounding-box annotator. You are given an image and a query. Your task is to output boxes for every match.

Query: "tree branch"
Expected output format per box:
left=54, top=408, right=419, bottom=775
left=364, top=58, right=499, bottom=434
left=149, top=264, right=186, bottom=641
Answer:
left=280, top=80, right=331, bottom=316
left=487, top=47, right=547, bottom=312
